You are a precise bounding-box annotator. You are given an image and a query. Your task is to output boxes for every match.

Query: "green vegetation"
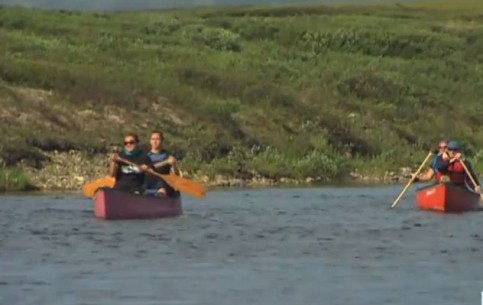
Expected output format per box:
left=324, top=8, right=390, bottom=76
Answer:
left=0, top=161, right=34, bottom=191
left=1, top=1, right=483, bottom=188
left=0, top=0, right=429, bottom=11
left=409, top=0, right=483, bottom=10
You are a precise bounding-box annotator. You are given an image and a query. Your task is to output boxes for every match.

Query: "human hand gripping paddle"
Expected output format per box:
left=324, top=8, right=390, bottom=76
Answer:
left=390, top=151, right=434, bottom=209
left=459, top=159, right=483, bottom=205
left=116, top=156, right=207, bottom=198
left=81, top=160, right=170, bottom=198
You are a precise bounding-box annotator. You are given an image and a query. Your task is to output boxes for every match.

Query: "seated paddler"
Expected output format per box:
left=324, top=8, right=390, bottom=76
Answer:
left=412, top=139, right=448, bottom=183
left=435, top=140, right=481, bottom=193
left=144, top=130, right=180, bottom=198
left=109, top=133, right=153, bottom=194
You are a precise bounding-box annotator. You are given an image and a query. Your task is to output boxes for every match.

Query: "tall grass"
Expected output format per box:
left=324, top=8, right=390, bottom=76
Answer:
left=0, top=162, right=34, bottom=192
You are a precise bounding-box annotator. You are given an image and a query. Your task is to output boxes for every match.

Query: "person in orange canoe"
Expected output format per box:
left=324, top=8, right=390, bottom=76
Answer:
left=435, top=140, right=481, bottom=192
left=144, top=130, right=180, bottom=198
left=413, top=139, right=448, bottom=182
left=109, top=133, right=153, bottom=194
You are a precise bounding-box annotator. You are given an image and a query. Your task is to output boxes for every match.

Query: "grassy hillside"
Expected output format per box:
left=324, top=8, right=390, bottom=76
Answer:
left=0, top=0, right=430, bottom=11
left=1, top=2, right=483, bottom=190
left=410, top=0, right=483, bottom=10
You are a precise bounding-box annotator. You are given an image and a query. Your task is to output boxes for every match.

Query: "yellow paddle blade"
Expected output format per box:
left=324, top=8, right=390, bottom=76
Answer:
left=82, top=176, right=116, bottom=197
left=160, top=174, right=206, bottom=198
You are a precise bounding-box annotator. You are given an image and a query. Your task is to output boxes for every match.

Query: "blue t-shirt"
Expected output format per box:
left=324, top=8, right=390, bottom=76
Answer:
left=431, top=154, right=442, bottom=172
left=144, top=150, right=179, bottom=198
left=148, top=150, right=171, bottom=174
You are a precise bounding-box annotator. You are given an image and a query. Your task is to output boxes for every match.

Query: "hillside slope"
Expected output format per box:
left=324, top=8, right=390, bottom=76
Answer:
left=1, top=3, right=483, bottom=190
left=0, top=0, right=434, bottom=11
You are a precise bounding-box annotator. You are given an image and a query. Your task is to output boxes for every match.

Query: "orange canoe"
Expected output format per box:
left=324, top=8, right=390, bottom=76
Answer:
left=416, top=183, right=480, bottom=213
left=93, top=188, right=182, bottom=220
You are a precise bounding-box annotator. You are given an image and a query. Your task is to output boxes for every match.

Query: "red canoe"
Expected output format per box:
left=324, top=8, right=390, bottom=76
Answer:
left=93, top=188, right=182, bottom=220
left=416, top=183, right=480, bottom=213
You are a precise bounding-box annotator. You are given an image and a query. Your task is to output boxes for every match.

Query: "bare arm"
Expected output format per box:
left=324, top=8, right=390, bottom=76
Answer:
left=169, top=155, right=180, bottom=175
left=109, top=161, right=118, bottom=177
left=418, top=168, right=435, bottom=182
left=109, top=153, right=119, bottom=177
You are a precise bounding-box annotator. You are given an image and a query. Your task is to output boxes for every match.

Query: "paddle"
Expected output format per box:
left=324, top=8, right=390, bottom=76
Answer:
left=459, top=160, right=483, bottom=204
left=81, top=160, right=174, bottom=198
left=82, top=176, right=116, bottom=198
left=116, top=157, right=207, bottom=198
left=390, top=151, right=434, bottom=209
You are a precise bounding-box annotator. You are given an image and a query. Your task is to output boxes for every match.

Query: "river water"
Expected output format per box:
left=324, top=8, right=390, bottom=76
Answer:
left=1, top=185, right=482, bottom=305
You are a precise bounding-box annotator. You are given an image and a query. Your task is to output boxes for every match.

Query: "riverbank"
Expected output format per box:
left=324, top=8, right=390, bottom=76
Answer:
left=0, top=150, right=416, bottom=193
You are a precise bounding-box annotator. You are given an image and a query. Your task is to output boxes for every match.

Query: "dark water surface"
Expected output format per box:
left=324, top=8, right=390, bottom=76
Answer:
left=1, top=185, right=482, bottom=305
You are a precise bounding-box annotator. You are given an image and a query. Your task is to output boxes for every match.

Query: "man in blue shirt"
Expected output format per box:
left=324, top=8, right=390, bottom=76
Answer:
left=413, top=139, right=448, bottom=182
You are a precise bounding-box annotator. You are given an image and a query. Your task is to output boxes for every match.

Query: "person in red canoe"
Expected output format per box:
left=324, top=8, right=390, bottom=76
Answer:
left=413, top=139, right=448, bottom=182
left=144, top=130, right=180, bottom=198
left=109, top=133, right=153, bottom=194
left=435, top=140, right=481, bottom=192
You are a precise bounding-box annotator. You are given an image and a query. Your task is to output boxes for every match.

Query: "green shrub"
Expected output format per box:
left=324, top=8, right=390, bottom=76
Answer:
left=182, top=24, right=242, bottom=51
left=0, top=161, right=34, bottom=192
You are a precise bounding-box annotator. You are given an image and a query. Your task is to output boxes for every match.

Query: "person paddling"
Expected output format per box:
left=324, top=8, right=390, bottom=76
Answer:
left=144, top=130, right=180, bottom=197
left=436, top=141, right=481, bottom=192
left=109, top=133, right=152, bottom=194
left=413, top=139, right=448, bottom=182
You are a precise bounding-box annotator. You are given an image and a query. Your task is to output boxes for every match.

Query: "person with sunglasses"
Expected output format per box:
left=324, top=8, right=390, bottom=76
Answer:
left=435, top=141, right=481, bottom=192
left=109, top=133, right=153, bottom=194
left=412, top=140, right=448, bottom=182
left=144, top=130, right=180, bottom=198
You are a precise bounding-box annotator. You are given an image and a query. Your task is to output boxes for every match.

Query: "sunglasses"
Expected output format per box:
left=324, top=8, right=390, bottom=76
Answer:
left=124, top=141, right=136, bottom=145
left=439, top=146, right=447, bottom=149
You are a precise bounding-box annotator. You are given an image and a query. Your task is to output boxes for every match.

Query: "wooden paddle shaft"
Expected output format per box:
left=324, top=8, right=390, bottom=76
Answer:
left=459, top=160, right=478, bottom=189
left=390, top=151, right=434, bottom=209
left=460, top=160, right=483, bottom=205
